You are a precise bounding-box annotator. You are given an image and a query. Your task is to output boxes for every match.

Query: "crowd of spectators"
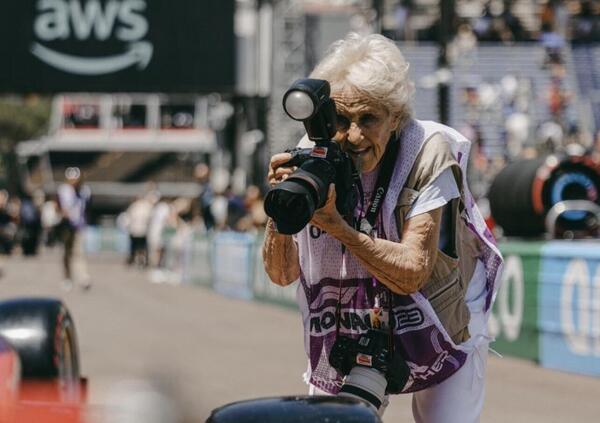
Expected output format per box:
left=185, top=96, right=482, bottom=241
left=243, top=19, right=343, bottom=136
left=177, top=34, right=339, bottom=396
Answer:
left=0, top=160, right=269, bottom=288
left=455, top=63, right=587, bottom=200
left=388, top=0, right=600, bottom=44
left=382, top=0, right=600, bottom=199
left=116, top=163, right=268, bottom=283
left=432, top=1, right=600, bottom=206
left=456, top=74, right=532, bottom=199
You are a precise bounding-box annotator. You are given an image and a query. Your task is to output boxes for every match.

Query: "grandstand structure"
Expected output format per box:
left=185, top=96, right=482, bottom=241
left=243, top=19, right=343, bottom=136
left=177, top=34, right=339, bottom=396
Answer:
left=571, top=44, right=600, bottom=131
left=267, top=0, right=308, bottom=156
left=13, top=0, right=599, bottom=219
left=401, top=42, right=600, bottom=211
left=17, top=94, right=218, bottom=218
left=269, top=0, right=597, bottom=156
left=380, top=0, right=545, bottom=39
left=361, top=42, right=591, bottom=160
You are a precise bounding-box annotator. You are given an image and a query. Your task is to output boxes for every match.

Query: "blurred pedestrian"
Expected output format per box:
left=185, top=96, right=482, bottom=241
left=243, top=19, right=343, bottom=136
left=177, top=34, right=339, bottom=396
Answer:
left=123, top=193, right=155, bottom=268
left=226, top=185, right=247, bottom=231
left=57, top=167, right=91, bottom=290
left=18, top=191, right=42, bottom=256
left=500, top=0, right=527, bottom=41
left=0, top=190, right=16, bottom=256
left=0, top=190, right=14, bottom=278
left=41, top=194, right=61, bottom=247
left=591, top=130, right=600, bottom=163
left=148, top=192, right=171, bottom=269
left=546, top=64, right=571, bottom=125
left=540, top=22, right=565, bottom=65
left=572, top=0, right=600, bottom=43
left=451, top=23, right=477, bottom=64
left=194, top=163, right=215, bottom=231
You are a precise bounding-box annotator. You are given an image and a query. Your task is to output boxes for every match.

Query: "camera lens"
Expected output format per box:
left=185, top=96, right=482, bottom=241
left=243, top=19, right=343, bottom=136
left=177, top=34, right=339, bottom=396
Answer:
left=338, top=367, right=387, bottom=412
left=264, top=161, right=335, bottom=235
left=264, top=179, right=317, bottom=234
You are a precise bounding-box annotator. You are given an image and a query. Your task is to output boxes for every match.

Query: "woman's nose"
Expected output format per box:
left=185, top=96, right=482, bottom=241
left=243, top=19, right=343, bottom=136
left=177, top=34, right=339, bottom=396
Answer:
left=347, top=122, right=363, bottom=144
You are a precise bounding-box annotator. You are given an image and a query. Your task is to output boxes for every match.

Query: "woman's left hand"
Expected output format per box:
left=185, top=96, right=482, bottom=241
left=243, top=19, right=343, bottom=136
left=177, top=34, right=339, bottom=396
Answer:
left=310, top=184, right=345, bottom=233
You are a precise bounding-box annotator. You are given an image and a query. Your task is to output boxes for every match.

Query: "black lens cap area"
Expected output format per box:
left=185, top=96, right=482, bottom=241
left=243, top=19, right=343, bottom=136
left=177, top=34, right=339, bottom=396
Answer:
left=206, top=396, right=382, bottom=423
left=264, top=181, right=317, bottom=234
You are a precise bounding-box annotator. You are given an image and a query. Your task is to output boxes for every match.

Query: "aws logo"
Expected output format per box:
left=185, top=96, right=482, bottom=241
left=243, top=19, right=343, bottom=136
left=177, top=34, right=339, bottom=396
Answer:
left=31, top=0, right=153, bottom=75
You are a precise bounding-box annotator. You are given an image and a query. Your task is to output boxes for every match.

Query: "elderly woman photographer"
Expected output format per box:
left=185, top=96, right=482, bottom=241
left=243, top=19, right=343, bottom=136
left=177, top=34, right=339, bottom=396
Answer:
left=262, top=33, right=503, bottom=423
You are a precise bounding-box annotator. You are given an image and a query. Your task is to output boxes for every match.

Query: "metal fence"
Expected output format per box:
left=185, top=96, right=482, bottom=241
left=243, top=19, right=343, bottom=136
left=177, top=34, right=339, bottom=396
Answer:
left=83, top=226, right=298, bottom=308
left=83, top=225, right=600, bottom=378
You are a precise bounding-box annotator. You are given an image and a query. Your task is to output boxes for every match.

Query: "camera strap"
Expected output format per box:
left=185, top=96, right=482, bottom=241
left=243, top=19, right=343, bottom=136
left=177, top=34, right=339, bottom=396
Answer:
left=334, top=133, right=400, bottom=336
left=359, top=133, right=400, bottom=235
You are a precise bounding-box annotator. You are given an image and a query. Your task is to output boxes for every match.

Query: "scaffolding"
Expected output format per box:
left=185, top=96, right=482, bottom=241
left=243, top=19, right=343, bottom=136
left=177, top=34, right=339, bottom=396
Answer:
left=266, top=0, right=308, bottom=156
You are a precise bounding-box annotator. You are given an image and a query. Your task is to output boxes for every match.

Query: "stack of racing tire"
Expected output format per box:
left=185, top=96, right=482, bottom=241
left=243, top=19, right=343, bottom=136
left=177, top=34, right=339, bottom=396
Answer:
left=489, top=152, right=600, bottom=238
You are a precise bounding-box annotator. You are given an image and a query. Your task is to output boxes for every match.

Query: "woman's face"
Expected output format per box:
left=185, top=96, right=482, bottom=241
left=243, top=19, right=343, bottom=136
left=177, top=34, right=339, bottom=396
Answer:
left=332, top=90, right=399, bottom=173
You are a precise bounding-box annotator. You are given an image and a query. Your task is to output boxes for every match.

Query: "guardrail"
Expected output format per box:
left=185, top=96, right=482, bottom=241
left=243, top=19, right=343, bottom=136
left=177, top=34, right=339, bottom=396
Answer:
left=83, top=226, right=600, bottom=378
left=83, top=226, right=298, bottom=308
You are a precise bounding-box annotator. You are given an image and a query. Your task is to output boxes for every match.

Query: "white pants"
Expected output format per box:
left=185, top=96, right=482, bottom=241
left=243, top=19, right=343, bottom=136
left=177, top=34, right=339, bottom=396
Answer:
left=412, top=341, right=488, bottom=423
left=309, top=342, right=487, bottom=422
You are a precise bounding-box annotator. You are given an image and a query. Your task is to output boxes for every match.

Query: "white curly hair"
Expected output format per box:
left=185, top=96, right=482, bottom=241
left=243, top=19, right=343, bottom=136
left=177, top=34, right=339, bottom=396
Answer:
left=309, top=32, right=415, bottom=132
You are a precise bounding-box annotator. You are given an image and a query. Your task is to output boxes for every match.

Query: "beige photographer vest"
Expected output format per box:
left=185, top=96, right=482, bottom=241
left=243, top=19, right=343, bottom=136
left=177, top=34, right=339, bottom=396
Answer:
left=295, top=119, right=503, bottom=394
left=393, top=132, right=481, bottom=343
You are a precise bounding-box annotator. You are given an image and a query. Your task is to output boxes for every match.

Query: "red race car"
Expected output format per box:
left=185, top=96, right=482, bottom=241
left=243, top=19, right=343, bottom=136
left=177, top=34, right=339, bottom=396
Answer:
left=0, top=297, right=381, bottom=423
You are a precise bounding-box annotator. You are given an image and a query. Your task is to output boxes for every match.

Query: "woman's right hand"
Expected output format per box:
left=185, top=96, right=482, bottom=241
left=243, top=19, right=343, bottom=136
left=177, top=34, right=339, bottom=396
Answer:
left=267, top=153, right=296, bottom=186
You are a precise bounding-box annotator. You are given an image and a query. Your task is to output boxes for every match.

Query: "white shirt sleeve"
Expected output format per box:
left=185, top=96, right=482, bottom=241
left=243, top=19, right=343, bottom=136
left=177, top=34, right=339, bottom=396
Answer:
left=406, top=167, right=460, bottom=219
left=297, top=134, right=311, bottom=148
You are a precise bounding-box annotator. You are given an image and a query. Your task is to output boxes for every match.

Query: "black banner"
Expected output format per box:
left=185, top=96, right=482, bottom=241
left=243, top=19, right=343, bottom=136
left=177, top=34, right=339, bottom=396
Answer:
left=0, top=0, right=235, bottom=93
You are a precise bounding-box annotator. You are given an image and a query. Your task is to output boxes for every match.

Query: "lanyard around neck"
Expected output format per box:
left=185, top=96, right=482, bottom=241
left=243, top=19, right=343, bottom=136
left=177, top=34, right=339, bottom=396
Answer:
left=358, top=133, right=400, bottom=235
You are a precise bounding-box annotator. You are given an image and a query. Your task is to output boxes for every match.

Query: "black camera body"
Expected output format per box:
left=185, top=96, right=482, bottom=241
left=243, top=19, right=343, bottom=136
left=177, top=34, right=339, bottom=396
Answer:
left=283, top=143, right=357, bottom=219
left=329, top=329, right=410, bottom=396
left=263, top=79, right=358, bottom=235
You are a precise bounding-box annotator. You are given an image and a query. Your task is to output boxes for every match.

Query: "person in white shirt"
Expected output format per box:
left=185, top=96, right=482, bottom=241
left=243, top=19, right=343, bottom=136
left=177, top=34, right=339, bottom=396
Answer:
left=57, top=167, right=91, bottom=290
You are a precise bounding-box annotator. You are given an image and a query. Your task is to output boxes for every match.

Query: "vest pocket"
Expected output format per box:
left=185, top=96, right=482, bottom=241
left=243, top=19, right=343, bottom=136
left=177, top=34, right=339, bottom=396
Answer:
left=421, top=264, right=471, bottom=344
left=424, top=267, right=460, bottom=309
left=439, top=295, right=471, bottom=343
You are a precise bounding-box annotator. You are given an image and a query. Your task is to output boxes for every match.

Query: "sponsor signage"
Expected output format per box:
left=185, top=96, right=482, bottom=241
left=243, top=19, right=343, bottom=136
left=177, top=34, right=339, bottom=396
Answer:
left=0, top=0, right=234, bottom=93
left=539, top=242, right=600, bottom=376
left=489, top=242, right=543, bottom=362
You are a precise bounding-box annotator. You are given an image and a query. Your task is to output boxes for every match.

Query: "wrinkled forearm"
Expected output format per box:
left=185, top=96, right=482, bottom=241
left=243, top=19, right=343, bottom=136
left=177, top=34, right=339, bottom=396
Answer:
left=262, top=218, right=301, bottom=286
left=327, top=210, right=440, bottom=295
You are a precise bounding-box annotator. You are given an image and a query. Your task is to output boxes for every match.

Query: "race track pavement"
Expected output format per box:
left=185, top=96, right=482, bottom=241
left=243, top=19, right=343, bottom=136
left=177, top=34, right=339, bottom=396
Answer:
left=0, top=252, right=598, bottom=422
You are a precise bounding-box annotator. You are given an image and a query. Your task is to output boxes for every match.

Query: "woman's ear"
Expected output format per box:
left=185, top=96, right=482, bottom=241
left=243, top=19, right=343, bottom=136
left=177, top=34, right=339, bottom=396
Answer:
left=390, top=110, right=408, bottom=132
left=389, top=112, right=402, bottom=130
left=390, top=117, right=402, bottom=133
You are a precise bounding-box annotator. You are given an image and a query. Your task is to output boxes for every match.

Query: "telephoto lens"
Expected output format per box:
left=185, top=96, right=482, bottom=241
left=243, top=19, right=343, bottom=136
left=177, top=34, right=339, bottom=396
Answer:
left=264, top=159, right=335, bottom=234
left=338, top=367, right=388, bottom=412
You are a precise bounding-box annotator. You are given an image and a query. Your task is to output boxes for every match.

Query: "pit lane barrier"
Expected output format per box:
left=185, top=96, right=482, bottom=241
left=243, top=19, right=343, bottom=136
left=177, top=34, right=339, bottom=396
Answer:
left=82, top=227, right=298, bottom=307
left=83, top=227, right=600, bottom=378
